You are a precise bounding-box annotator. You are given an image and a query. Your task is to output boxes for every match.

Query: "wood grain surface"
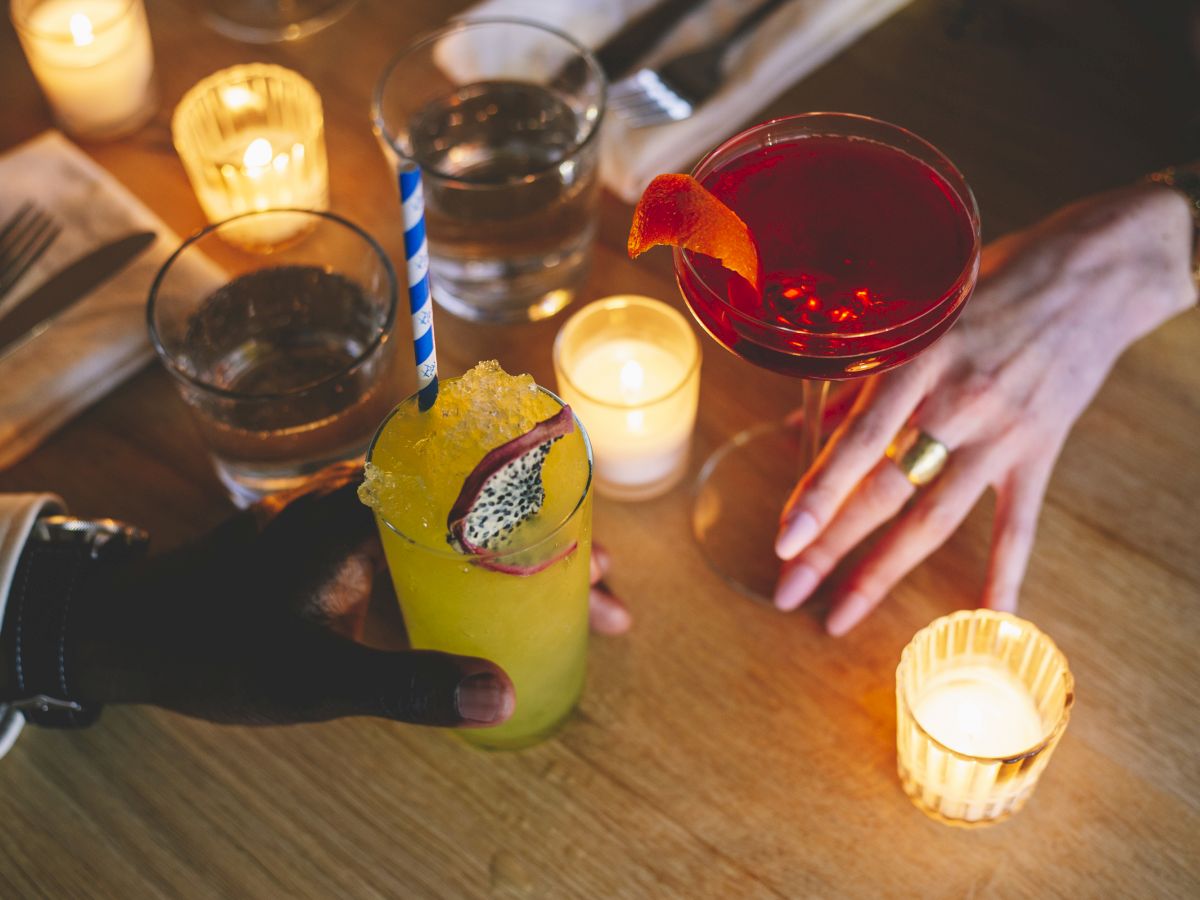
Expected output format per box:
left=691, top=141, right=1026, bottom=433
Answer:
left=1, top=1, right=1198, bottom=897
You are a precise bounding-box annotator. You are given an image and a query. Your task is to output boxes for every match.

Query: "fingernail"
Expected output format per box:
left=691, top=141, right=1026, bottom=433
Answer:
left=774, top=563, right=820, bottom=611
left=589, top=589, right=633, bottom=635
left=826, top=591, right=873, bottom=636
left=589, top=547, right=610, bottom=583
left=775, top=510, right=818, bottom=559
left=456, top=672, right=513, bottom=724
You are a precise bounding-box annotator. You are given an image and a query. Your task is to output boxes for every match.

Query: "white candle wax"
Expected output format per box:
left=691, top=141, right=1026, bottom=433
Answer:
left=912, top=663, right=1046, bottom=759
left=561, top=337, right=697, bottom=497
left=911, top=661, right=1048, bottom=822
left=16, top=0, right=155, bottom=138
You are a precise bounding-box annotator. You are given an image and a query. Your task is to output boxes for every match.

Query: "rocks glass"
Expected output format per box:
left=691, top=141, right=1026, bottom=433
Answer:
left=148, top=209, right=402, bottom=506
left=373, top=17, right=605, bottom=324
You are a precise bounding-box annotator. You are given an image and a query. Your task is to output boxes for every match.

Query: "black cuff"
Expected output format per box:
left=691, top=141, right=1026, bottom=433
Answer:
left=2, top=541, right=103, bottom=728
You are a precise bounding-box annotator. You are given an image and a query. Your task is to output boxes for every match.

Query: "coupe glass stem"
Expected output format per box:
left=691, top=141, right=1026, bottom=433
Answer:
left=798, top=378, right=831, bottom=472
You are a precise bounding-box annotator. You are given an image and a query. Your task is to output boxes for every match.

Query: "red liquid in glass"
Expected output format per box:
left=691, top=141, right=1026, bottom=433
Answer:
left=677, top=136, right=977, bottom=379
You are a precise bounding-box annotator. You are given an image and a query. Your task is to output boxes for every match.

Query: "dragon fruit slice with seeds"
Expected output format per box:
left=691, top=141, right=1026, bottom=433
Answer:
left=446, top=405, right=577, bottom=575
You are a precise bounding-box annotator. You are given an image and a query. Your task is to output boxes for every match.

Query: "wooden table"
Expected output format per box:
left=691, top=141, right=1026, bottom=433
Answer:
left=2, top=1, right=1198, bottom=896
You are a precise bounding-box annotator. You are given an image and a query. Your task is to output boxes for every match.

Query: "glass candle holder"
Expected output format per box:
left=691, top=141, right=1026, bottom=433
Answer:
left=172, top=63, right=329, bottom=249
left=896, top=610, right=1075, bottom=827
left=11, top=0, right=157, bottom=140
left=554, top=295, right=700, bottom=500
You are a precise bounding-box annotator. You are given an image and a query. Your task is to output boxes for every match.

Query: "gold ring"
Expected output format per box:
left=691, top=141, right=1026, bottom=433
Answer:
left=886, top=426, right=949, bottom=486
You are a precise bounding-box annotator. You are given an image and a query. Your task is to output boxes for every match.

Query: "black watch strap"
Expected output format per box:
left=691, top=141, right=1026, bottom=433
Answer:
left=3, top=517, right=148, bottom=728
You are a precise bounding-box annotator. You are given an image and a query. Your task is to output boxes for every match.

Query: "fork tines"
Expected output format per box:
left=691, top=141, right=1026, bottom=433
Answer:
left=608, top=68, right=696, bottom=128
left=0, top=203, right=61, bottom=302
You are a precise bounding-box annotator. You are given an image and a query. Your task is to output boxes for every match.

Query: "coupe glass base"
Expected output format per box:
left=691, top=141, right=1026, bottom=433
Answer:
left=692, top=420, right=807, bottom=603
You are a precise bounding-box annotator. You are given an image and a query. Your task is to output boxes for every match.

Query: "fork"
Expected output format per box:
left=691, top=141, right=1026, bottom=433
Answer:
left=0, top=203, right=60, bottom=303
left=609, top=0, right=792, bottom=129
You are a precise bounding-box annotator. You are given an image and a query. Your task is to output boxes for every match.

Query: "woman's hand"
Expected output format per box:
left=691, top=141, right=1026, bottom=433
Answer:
left=773, top=185, right=1196, bottom=634
left=68, top=464, right=628, bottom=725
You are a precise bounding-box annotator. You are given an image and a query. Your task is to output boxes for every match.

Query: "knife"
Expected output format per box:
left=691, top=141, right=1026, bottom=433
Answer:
left=594, top=0, right=702, bottom=81
left=0, top=231, right=156, bottom=359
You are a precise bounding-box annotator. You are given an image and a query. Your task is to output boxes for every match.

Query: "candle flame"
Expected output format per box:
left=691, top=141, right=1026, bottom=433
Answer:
left=69, top=12, right=94, bottom=46
left=243, top=138, right=273, bottom=169
left=619, top=359, right=644, bottom=394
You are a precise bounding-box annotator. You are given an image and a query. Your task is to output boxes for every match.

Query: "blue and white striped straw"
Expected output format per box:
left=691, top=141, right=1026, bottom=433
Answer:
left=399, top=165, right=439, bottom=411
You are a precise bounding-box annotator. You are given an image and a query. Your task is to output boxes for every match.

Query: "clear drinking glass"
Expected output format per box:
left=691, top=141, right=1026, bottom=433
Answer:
left=148, top=209, right=402, bottom=507
left=372, top=17, right=606, bottom=324
left=896, top=610, right=1074, bottom=826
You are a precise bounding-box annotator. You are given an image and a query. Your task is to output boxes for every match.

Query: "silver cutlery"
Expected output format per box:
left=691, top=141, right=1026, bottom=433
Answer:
left=609, top=0, right=791, bottom=129
left=593, top=0, right=701, bottom=81
left=0, top=203, right=61, bottom=303
left=0, top=230, right=156, bottom=360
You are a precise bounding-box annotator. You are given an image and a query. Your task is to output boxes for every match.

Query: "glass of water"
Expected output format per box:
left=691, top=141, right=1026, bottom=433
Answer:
left=148, top=209, right=402, bottom=507
left=372, top=17, right=606, bottom=324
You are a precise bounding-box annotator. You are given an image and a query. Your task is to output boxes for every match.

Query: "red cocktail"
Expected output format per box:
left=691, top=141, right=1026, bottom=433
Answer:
left=674, top=113, right=980, bottom=599
left=677, top=115, right=979, bottom=379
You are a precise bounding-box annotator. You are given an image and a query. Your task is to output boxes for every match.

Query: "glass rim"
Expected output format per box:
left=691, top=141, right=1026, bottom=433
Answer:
left=553, top=295, right=701, bottom=411
left=200, top=0, right=359, bottom=44
left=172, top=62, right=324, bottom=141
left=896, top=609, right=1076, bottom=764
left=146, top=208, right=399, bottom=402
left=677, top=112, right=982, bottom=340
left=365, top=382, right=594, bottom=563
left=11, top=0, right=140, bottom=40
left=371, top=15, right=607, bottom=187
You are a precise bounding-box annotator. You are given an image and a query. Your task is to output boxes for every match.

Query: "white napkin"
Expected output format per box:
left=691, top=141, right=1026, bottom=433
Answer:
left=0, top=131, right=220, bottom=470
left=458, top=0, right=912, bottom=203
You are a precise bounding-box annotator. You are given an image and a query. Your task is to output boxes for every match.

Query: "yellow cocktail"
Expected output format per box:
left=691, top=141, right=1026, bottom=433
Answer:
left=361, top=362, right=593, bottom=749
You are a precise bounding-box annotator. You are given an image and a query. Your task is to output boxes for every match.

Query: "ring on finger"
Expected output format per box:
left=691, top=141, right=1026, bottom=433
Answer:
left=886, top=425, right=949, bottom=486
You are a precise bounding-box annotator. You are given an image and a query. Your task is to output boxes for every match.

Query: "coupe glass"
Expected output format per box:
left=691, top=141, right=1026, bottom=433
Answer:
left=200, top=0, right=358, bottom=43
left=674, top=113, right=981, bottom=600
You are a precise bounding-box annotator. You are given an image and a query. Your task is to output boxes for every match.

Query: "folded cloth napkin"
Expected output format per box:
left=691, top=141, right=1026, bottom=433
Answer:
left=458, top=0, right=912, bottom=203
left=0, top=131, right=220, bottom=470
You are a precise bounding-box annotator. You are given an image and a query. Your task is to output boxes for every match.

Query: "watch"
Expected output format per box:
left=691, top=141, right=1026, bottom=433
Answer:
left=3, top=515, right=148, bottom=728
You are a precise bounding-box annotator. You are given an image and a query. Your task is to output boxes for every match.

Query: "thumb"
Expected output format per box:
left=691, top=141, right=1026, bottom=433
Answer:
left=333, top=646, right=514, bottom=727
left=275, top=632, right=515, bottom=727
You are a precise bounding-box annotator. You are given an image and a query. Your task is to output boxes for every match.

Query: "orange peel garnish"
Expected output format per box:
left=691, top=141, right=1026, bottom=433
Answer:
left=628, top=173, right=760, bottom=291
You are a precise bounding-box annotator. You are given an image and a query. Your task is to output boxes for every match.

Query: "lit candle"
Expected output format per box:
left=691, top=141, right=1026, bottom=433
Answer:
left=172, top=64, right=330, bottom=248
left=554, top=296, right=700, bottom=500
left=912, top=664, right=1046, bottom=759
left=896, top=611, right=1075, bottom=826
left=11, top=0, right=156, bottom=140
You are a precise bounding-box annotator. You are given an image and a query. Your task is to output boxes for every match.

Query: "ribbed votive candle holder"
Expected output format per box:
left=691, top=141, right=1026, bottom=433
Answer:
left=172, top=63, right=329, bottom=248
left=896, top=610, right=1074, bottom=826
